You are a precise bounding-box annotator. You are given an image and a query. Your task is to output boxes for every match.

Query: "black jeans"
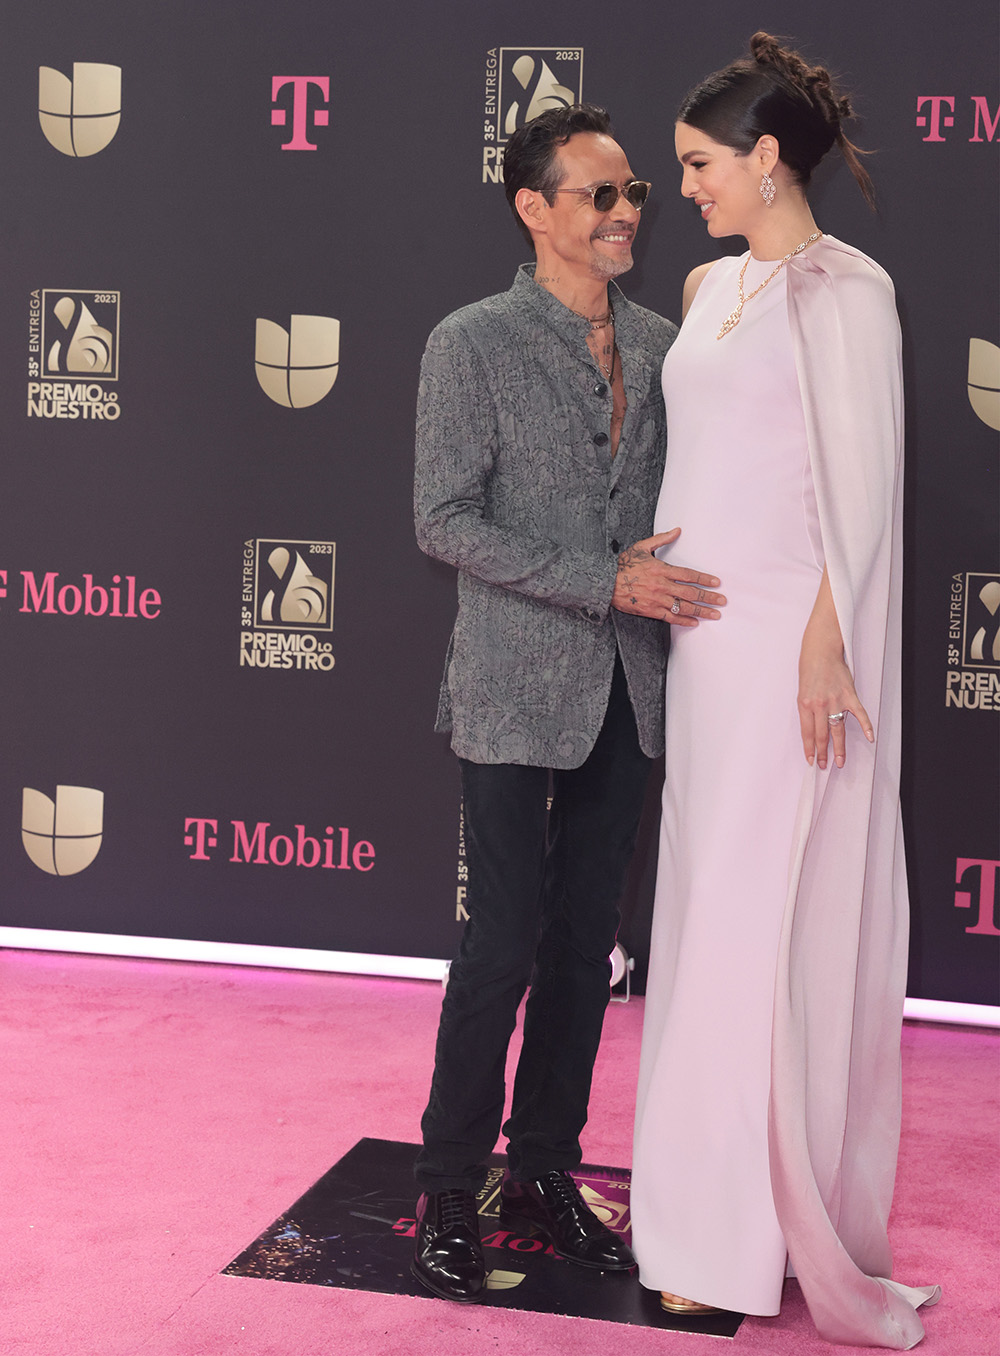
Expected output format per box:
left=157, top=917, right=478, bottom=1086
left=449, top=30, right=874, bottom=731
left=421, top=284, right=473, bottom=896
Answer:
left=415, top=655, right=653, bottom=1192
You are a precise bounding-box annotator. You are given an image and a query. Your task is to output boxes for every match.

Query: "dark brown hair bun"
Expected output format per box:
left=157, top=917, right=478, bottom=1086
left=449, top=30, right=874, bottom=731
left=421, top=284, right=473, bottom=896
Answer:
left=679, top=32, right=875, bottom=208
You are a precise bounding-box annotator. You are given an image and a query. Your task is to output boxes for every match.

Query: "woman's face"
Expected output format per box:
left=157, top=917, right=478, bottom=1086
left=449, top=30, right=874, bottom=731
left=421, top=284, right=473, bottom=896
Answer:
left=674, top=121, right=762, bottom=239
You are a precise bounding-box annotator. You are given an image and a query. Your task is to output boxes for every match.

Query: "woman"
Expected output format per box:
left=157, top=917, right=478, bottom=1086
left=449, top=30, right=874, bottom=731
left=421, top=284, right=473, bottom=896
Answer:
left=630, top=34, right=940, bottom=1348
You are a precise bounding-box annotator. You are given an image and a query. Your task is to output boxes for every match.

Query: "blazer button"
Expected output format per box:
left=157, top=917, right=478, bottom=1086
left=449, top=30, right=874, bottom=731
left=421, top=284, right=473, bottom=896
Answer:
left=594, top=383, right=608, bottom=397
left=611, top=538, right=621, bottom=554
left=593, top=432, right=609, bottom=447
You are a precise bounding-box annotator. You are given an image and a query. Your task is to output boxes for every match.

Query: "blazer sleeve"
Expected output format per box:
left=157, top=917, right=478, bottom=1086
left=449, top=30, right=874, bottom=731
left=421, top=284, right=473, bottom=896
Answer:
left=414, top=318, right=618, bottom=622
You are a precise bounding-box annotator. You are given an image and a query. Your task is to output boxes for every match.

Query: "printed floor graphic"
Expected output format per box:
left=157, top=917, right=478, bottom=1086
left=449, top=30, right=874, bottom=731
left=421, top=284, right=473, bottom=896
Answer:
left=224, top=1138, right=744, bottom=1336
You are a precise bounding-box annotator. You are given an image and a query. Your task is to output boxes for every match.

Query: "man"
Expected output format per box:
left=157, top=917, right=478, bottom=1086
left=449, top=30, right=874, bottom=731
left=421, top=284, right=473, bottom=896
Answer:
left=411, top=104, right=725, bottom=1304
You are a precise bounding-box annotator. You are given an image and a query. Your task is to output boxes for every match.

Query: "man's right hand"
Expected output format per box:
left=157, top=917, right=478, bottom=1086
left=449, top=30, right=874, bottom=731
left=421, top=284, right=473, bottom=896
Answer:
left=612, top=528, right=725, bottom=627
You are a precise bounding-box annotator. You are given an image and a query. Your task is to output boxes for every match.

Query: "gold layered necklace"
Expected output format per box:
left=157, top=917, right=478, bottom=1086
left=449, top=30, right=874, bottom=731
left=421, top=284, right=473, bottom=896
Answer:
left=574, top=304, right=616, bottom=380
left=593, top=319, right=616, bottom=380
left=570, top=300, right=613, bottom=329
left=717, top=232, right=822, bottom=339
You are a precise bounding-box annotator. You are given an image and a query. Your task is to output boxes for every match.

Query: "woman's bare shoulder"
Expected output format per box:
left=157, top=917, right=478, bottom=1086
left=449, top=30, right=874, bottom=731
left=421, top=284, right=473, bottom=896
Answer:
left=682, top=260, right=721, bottom=319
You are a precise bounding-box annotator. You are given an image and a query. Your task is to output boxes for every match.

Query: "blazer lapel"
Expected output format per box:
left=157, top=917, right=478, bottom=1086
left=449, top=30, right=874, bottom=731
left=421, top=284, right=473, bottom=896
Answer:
left=611, top=299, right=655, bottom=488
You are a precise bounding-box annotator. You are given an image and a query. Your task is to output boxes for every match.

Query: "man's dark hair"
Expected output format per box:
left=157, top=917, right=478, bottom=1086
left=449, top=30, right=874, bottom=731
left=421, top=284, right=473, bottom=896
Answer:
left=502, top=103, right=613, bottom=247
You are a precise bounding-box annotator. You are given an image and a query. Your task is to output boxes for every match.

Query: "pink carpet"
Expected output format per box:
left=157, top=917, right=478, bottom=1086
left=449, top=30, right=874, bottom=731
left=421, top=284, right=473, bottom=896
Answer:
left=0, top=949, right=995, bottom=1355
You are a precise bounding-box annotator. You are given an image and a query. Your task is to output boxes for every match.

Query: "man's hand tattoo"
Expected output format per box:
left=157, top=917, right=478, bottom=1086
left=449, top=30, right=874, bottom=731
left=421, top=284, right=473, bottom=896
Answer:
left=617, top=542, right=649, bottom=597
left=618, top=543, right=651, bottom=569
left=616, top=536, right=648, bottom=585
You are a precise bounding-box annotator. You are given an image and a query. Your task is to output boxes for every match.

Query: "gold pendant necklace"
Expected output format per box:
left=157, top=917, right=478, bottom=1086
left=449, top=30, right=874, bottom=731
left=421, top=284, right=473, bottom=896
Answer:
left=591, top=320, right=616, bottom=379
left=571, top=305, right=613, bottom=330
left=717, top=232, right=822, bottom=339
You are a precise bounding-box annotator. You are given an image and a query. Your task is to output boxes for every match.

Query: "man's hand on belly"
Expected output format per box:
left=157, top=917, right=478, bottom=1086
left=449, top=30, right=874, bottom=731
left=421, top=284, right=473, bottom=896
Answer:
left=613, top=528, right=726, bottom=627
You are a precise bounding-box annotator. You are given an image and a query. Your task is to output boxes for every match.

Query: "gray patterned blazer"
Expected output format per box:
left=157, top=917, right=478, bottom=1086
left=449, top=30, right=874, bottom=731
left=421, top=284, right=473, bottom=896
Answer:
left=415, top=264, right=677, bottom=768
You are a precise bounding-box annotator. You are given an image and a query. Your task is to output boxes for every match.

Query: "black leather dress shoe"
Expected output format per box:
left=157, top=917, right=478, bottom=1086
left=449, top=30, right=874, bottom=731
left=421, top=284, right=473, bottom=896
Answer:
left=410, top=1189, right=486, bottom=1303
left=500, top=1169, right=635, bottom=1270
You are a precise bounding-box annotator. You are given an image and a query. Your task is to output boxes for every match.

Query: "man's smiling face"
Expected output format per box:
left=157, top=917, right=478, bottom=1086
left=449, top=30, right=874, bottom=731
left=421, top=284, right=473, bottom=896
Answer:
left=534, top=131, right=641, bottom=283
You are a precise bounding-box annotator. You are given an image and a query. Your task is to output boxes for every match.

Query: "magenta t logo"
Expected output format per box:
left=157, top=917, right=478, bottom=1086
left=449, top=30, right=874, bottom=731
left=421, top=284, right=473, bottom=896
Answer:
left=184, top=817, right=219, bottom=860
left=915, top=95, right=955, bottom=141
left=955, top=858, right=1000, bottom=937
left=271, top=76, right=329, bottom=150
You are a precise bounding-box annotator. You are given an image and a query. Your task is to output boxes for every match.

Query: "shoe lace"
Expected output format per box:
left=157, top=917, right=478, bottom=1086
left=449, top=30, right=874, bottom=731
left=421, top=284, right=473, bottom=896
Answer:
left=439, top=1189, right=479, bottom=1231
left=542, top=1171, right=588, bottom=1216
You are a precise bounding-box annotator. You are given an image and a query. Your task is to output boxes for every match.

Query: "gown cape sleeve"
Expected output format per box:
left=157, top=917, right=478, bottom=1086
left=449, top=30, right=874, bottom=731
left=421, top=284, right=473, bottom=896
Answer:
left=772, top=235, right=941, bottom=1348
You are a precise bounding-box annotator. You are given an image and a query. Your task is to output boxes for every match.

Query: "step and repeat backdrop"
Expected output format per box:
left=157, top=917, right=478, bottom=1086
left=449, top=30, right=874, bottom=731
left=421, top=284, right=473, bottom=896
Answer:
left=2, top=2, right=997, bottom=1004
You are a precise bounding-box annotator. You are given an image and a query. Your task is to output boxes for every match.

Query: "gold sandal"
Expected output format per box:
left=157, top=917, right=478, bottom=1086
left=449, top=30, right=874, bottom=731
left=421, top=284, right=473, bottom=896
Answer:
left=660, top=1291, right=721, bottom=1315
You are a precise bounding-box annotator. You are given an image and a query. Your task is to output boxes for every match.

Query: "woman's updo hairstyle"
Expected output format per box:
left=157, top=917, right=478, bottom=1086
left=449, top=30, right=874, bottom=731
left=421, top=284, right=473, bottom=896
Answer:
left=678, top=32, right=875, bottom=208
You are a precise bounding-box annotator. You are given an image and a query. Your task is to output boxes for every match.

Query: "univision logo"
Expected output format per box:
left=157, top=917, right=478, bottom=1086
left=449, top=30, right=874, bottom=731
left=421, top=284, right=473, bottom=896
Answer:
left=969, top=339, right=1000, bottom=431
left=38, top=64, right=121, bottom=157
left=255, top=315, right=340, bottom=408
left=22, top=785, right=104, bottom=876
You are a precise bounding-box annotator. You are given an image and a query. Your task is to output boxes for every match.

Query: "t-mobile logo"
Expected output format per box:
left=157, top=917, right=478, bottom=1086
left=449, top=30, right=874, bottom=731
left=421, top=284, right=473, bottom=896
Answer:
left=271, top=76, right=329, bottom=150
left=915, top=95, right=1000, bottom=142
left=955, top=859, right=1000, bottom=937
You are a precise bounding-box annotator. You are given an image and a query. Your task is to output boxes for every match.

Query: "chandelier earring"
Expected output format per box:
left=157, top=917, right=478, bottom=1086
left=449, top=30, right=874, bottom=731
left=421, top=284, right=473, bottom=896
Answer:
left=759, top=171, right=776, bottom=207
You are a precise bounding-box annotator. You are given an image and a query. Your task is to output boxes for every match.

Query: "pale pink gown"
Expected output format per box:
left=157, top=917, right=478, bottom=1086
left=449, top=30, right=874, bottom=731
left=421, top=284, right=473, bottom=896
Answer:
left=632, top=255, right=816, bottom=1315
left=631, top=241, right=940, bottom=1348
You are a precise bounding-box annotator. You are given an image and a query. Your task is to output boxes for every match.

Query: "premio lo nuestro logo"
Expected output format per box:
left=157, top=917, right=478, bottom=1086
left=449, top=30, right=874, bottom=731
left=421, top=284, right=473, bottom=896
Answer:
left=255, top=315, right=340, bottom=408
left=257, top=542, right=332, bottom=628
left=969, top=339, right=1000, bottom=430
left=481, top=47, right=583, bottom=183
left=964, top=576, right=1000, bottom=666
left=22, top=785, right=104, bottom=876
left=38, top=63, right=121, bottom=157
left=945, top=572, right=1000, bottom=712
left=240, top=538, right=336, bottom=671
left=28, top=289, right=121, bottom=420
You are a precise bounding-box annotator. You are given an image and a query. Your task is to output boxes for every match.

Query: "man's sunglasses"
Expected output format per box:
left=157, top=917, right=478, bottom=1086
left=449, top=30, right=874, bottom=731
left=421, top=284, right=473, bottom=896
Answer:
left=549, top=180, right=652, bottom=212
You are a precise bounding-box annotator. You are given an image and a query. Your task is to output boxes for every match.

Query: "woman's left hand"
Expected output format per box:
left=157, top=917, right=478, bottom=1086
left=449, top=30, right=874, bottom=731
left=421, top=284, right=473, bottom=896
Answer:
left=797, top=642, right=874, bottom=770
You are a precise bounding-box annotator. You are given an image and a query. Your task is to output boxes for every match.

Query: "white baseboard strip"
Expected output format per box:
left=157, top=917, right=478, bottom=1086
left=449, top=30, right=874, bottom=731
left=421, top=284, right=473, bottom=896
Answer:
left=0, top=928, right=995, bottom=1025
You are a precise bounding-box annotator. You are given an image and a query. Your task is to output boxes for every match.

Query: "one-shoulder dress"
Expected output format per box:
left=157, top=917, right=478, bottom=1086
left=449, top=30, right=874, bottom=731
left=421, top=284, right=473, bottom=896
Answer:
left=630, top=238, right=940, bottom=1350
